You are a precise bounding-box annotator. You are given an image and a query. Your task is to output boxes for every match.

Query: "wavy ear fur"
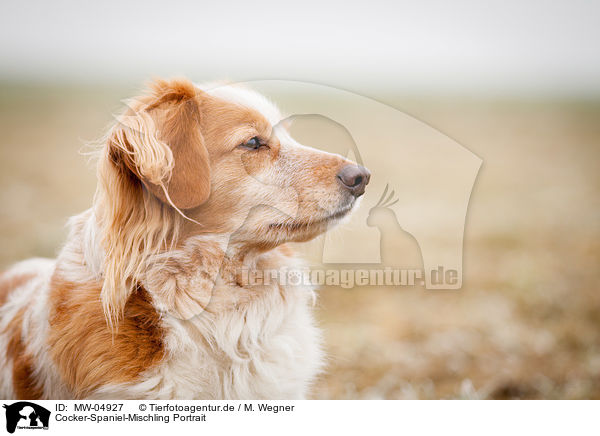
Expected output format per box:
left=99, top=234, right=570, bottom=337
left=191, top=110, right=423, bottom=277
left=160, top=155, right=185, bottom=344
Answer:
left=96, top=78, right=209, bottom=327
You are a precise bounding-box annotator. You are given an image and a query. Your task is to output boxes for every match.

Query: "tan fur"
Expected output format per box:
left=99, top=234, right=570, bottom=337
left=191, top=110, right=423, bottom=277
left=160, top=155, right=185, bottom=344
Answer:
left=98, top=79, right=209, bottom=326
left=48, top=276, right=164, bottom=398
left=5, top=308, right=43, bottom=399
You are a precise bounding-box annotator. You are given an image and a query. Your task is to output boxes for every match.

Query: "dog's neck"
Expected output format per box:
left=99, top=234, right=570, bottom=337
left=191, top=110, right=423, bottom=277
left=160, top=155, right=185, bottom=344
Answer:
left=75, top=208, right=296, bottom=320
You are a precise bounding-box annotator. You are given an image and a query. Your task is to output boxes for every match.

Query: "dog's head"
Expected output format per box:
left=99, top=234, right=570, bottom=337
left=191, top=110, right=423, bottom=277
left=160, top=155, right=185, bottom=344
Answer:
left=97, top=78, right=370, bottom=322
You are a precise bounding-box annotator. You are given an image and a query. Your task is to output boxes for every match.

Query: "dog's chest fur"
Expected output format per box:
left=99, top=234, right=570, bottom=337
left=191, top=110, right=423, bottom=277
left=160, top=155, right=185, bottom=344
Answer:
left=93, top=280, right=323, bottom=399
left=1, top=215, right=324, bottom=400
left=153, top=288, right=321, bottom=399
left=72, top=216, right=324, bottom=399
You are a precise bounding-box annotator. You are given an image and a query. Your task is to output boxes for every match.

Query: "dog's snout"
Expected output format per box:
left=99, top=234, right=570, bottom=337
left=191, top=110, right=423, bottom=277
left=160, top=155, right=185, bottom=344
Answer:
left=336, top=165, right=371, bottom=197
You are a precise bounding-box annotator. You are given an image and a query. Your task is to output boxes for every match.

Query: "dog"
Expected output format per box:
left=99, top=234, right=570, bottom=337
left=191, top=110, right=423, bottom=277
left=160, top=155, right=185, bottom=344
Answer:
left=0, top=78, right=370, bottom=399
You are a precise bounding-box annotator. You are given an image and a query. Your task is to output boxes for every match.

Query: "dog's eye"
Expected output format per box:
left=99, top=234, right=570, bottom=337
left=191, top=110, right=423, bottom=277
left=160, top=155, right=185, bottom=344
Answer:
left=240, top=137, right=262, bottom=150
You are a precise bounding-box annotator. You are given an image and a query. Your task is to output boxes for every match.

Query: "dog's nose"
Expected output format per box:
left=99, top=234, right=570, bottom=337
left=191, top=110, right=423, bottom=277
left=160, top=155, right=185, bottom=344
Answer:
left=336, top=164, right=371, bottom=197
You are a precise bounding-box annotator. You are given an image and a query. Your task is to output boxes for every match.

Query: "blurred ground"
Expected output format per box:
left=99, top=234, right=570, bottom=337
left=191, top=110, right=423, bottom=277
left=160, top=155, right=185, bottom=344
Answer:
left=0, top=82, right=598, bottom=399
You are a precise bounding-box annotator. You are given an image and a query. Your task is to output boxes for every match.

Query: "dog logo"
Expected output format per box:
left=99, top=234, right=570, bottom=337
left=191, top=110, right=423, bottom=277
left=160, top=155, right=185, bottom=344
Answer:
left=2, top=402, right=50, bottom=433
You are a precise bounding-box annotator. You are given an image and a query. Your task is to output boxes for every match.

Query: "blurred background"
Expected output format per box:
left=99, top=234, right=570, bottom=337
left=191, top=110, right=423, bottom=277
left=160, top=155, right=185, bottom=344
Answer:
left=0, top=0, right=598, bottom=398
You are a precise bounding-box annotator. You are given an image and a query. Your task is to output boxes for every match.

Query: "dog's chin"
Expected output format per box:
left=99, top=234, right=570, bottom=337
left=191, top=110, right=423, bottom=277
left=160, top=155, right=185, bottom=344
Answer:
left=268, top=199, right=358, bottom=242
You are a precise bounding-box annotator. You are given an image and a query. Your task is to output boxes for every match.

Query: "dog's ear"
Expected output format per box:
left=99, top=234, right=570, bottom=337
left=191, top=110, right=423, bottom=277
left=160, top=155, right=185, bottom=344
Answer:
left=98, top=78, right=210, bottom=327
left=110, top=78, right=211, bottom=210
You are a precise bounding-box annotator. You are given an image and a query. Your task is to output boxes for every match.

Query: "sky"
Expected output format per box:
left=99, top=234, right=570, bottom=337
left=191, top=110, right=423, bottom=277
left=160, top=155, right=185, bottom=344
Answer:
left=0, top=0, right=599, bottom=96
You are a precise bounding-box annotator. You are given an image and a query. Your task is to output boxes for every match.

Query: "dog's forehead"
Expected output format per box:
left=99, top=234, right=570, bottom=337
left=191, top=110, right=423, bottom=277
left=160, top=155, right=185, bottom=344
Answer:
left=197, top=83, right=283, bottom=126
